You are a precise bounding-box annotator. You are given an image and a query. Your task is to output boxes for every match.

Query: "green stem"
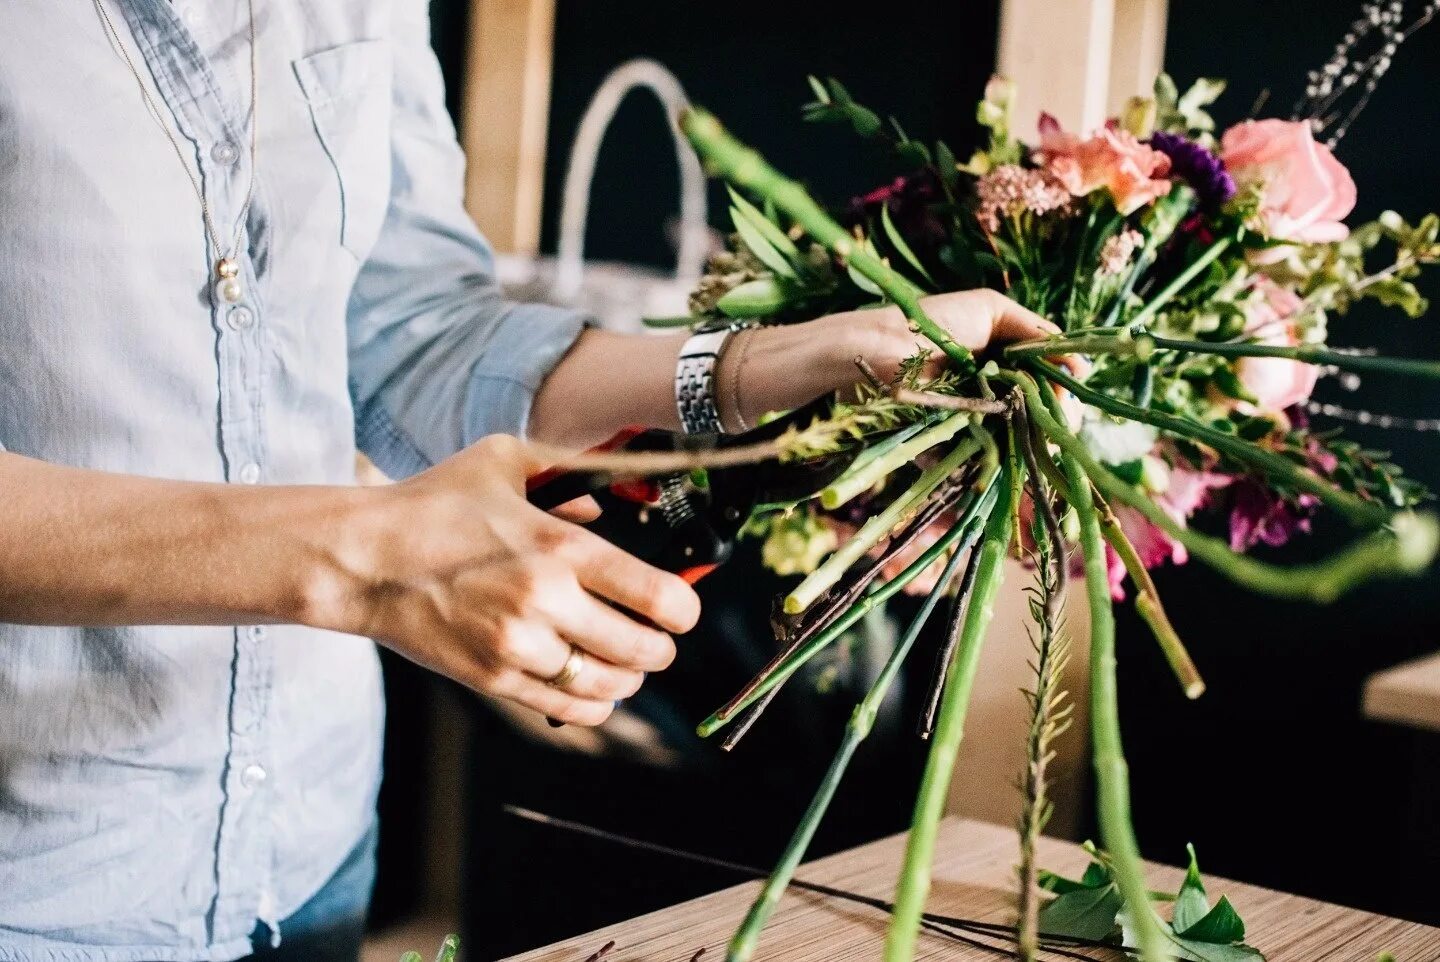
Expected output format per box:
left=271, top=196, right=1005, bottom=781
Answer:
left=697, top=475, right=1000, bottom=738
left=884, top=424, right=1020, bottom=962
left=1095, top=500, right=1205, bottom=700
left=1007, top=372, right=1439, bottom=603
left=1029, top=359, right=1389, bottom=528
left=1125, top=235, right=1234, bottom=331
left=681, top=108, right=974, bottom=370
left=787, top=434, right=980, bottom=614
left=1005, top=333, right=1440, bottom=381
left=820, top=415, right=970, bottom=510
left=725, top=521, right=983, bottom=962
left=1058, top=445, right=1171, bottom=962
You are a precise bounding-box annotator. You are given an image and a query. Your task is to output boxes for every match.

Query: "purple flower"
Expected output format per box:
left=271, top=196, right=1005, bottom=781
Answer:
left=1227, top=482, right=1317, bottom=551
left=1148, top=131, right=1236, bottom=210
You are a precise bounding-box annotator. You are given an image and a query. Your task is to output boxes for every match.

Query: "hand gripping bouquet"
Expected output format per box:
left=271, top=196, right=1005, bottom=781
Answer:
left=627, top=11, right=1440, bottom=962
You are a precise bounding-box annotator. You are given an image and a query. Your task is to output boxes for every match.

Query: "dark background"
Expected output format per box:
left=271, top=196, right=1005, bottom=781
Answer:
left=373, top=2, right=1440, bottom=957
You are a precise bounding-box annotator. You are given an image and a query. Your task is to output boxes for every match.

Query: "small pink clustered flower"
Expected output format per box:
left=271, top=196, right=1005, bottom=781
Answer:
left=974, top=164, right=1071, bottom=233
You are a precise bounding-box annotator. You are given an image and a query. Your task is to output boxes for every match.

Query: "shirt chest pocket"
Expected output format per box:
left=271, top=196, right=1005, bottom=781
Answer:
left=293, top=39, right=394, bottom=260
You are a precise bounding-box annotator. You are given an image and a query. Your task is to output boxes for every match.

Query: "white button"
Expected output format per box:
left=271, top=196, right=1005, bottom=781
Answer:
left=211, top=141, right=239, bottom=165
left=247, top=626, right=267, bottom=643
left=226, top=306, right=254, bottom=331
left=240, top=764, right=268, bottom=790
left=237, top=462, right=261, bottom=484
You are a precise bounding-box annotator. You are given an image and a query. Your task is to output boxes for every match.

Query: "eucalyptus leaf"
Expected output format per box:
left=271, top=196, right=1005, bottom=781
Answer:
left=806, top=75, right=829, bottom=103
left=1210, top=365, right=1258, bottom=405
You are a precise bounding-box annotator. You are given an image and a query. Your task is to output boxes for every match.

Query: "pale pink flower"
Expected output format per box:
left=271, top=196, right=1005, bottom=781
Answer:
left=1226, top=277, right=1318, bottom=415
left=1098, top=229, right=1144, bottom=276
left=1034, top=114, right=1173, bottom=214
left=1220, top=119, right=1356, bottom=243
left=974, top=164, right=1071, bottom=233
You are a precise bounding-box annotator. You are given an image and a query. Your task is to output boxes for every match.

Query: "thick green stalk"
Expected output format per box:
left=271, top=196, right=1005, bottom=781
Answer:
left=820, top=415, right=970, bottom=510
left=726, top=522, right=983, bottom=962
left=1029, top=359, right=1389, bottom=528
left=1097, top=503, right=1205, bottom=700
left=1005, top=333, right=1440, bottom=381
left=1124, top=235, right=1234, bottom=331
left=884, top=432, right=1020, bottom=962
left=1058, top=445, right=1171, bottom=962
left=1008, top=372, right=1439, bottom=603
left=680, top=109, right=974, bottom=370
left=698, top=475, right=1000, bottom=737
left=787, top=435, right=980, bottom=614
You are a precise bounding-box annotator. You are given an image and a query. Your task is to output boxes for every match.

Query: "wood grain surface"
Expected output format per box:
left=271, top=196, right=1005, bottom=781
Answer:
left=502, top=817, right=1440, bottom=962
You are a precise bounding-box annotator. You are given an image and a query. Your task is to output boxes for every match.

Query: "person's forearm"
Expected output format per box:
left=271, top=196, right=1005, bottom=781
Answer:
left=528, top=314, right=889, bottom=449
left=0, top=452, right=372, bottom=629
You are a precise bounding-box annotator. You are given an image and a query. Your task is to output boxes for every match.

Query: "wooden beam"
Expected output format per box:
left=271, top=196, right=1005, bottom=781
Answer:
left=460, top=0, right=556, bottom=256
left=997, top=0, right=1168, bottom=132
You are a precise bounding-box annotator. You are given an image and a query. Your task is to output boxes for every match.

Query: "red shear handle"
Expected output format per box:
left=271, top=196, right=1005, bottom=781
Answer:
left=524, top=426, right=648, bottom=510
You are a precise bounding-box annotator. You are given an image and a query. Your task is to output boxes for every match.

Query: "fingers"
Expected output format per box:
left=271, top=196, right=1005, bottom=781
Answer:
left=540, top=522, right=701, bottom=636
left=486, top=612, right=647, bottom=701
left=548, top=494, right=601, bottom=524
left=491, top=670, right=619, bottom=727
left=547, top=589, right=677, bottom=673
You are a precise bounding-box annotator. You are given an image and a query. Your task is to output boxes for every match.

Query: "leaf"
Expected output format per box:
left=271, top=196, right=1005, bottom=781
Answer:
left=641, top=314, right=700, bottom=328
left=1166, top=932, right=1264, bottom=962
left=806, top=75, right=829, bottom=104
left=845, top=237, right=885, bottom=297
left=1171, top=843, right=1211, bottom=934
left=1180, top=896, right=1247, bottom=945
left=731, top=205, right=798, bottom=279
left=1369, top=277, right=1428, bottom=317
left=716, top=277, right=797, bottom=318
left=1039, top=884, right=1125, bottom=941
left=1210, top=365, right=1258, bottom=405
left=729, top=187, right=802, bottom=259
left=935, top=140, right=960, bottom=195
left=880, top=203, right=936, bottom=287
left=1039, top=860, right=1111, bottom=894
left=433, top=935, right=460, bottom=962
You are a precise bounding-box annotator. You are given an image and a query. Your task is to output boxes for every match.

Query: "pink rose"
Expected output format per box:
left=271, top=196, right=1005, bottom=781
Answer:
left=1220, top=119, right=1356, bottom=243
left=1229, top=277, right=1319, bottom=414
left=1035, top=114, right=1173, bottom=214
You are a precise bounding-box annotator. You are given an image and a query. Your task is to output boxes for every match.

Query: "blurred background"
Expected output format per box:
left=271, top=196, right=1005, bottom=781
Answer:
left=363, top=2, right=1440, bottom=959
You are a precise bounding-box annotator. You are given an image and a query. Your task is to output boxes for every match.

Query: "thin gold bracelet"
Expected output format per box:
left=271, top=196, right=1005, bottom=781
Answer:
left=723, top=327, right=756, bottom=433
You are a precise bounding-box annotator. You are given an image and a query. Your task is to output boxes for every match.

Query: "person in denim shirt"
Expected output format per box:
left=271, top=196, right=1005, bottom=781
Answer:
left=0, top=2, right=1056, bottom=960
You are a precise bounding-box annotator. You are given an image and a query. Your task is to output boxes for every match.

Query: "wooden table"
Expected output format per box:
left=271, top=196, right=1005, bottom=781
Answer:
left=1364, top=651, right=1440, bottom=734
left=503, top=818, right=1440, bottom=962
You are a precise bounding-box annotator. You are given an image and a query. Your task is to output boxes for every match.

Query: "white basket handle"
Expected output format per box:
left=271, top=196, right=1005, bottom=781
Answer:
left=552, top=59, right=709, bottom=304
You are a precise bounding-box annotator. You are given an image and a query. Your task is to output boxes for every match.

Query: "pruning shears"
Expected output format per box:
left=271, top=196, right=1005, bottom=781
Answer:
left=525, top=397, right=857, bottom=585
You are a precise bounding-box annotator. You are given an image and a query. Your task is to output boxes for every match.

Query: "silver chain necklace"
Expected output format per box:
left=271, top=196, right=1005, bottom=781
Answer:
left=93, top=0, right=260, bottom=305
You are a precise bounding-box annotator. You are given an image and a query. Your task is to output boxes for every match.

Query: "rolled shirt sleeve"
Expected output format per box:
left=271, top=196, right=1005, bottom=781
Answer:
left=346, top=0, right=587, bottom=479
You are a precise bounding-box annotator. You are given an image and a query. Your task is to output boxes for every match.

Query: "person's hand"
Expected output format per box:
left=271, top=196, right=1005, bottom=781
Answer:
left=337, top=435, right=701, bottom=726
left=726, top=289, right=1070, bottom=428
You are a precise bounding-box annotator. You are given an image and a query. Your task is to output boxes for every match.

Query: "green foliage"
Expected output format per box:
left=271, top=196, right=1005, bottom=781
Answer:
left=1154, top=74, right=1227, bottom=137
left=1039, top=846, right=1265, bottom=961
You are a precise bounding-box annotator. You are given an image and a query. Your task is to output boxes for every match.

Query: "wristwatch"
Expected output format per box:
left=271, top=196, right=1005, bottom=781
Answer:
left=674, top=321, right=751, bottom=435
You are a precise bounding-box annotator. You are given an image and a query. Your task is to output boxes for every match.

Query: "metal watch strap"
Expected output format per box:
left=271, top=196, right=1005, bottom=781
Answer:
left=675, top=323, right=745, bottom=435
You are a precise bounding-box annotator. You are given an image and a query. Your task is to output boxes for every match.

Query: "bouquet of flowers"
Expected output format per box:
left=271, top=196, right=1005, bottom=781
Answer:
left=622, top=10, right=1440, bottom=962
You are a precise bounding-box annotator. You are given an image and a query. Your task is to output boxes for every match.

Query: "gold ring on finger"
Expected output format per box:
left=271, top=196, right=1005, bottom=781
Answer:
left=546, top=645, right=585, bottom=690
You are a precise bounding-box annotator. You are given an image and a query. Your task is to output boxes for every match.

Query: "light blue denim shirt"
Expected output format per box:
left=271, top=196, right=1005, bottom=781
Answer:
left=0, top=2, right=586, bottom=959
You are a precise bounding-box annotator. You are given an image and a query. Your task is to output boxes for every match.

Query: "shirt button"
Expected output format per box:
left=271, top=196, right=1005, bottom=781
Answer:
left=237, top=462, right=261, bottom=484
left=226, top=306, right=255, bottom=331
left=211, top=141, right=239, bottom=165
left=240, top=764, right=268, bottom=790
left=247, top=626, right=267, bottom=643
